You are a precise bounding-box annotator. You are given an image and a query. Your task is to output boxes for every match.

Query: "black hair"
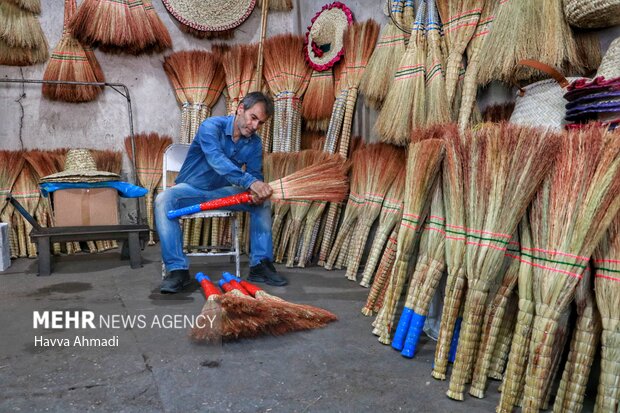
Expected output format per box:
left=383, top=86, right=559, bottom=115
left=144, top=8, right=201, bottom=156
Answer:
left=240, top=92, right=274, bottom=118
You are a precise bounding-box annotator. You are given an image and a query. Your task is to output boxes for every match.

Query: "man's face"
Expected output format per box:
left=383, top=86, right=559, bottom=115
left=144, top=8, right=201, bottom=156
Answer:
left=236, top=102, right=269, bottom=137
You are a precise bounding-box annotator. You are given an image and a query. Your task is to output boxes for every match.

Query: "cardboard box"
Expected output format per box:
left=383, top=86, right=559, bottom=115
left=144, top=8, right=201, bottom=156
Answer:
left=53, top=188, right=119, bottom=226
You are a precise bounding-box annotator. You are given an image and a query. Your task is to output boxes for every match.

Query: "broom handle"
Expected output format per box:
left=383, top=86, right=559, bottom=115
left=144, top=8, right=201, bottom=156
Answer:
left=595, top=329, right=620, bottom=412
left=64, top=0, right=77, bottom=32
left=167, top=192, right=253, bottom=219
left=255, top=0, right=269, bottom=91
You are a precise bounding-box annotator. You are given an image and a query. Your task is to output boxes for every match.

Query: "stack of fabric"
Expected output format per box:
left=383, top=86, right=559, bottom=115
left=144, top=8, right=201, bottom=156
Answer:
left=564, top=37, right=620, bottom=129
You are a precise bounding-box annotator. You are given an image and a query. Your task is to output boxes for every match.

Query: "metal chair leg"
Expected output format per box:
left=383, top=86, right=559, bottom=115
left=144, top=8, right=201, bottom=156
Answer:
left=233, top=215, right=241, bottom=278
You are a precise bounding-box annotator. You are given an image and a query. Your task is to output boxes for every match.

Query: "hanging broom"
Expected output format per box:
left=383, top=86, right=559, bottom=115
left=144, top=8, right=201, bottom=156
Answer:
left=346, top=144, right=405, bottom=280
left=5, top=0, right=40, bottom=14
left=469, top=237, right=521, bottom=397
left=432, top=124, right=467, bottom=380
left=456, top=0, right=497, bottom=131
left=125, top=133, right=171, bottom=246
left=69, top=0, right=135, bottom=52
left=374, top=138, right=445, bottom=344
left=263, top=34, right=312, bottom=153
left=552, top=265, right=601, bottom=413
left=42, top=0, right=102, bottom=102
left=521, top=126, right=620, bottom=412
left=302, top=69, right=334, bottom=132
left=12, top=164, right=40, bottom=258
left=141, top=0, right=172, bottom=53
left=424, top=0, right=450, bottom=126
left=392, top=175, right=445, bottom=354
left=359, top=0, right=408, bottom=109
left=447, top=123, right=561, bottom=401
left=222, top=43, right=258, bottom=115
left=0, top=1, right=48, bottom=66
left=593, top=213, right=620, bottom=413
left=375, top=2, right=426, bottom=146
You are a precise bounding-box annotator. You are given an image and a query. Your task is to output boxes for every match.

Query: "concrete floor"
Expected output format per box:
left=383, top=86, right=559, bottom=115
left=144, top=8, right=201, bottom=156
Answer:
left=1, top=246, right=518, bottom=412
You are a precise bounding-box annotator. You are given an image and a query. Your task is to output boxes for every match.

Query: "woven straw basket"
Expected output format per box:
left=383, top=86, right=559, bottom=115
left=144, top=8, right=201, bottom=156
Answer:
left=509, top=60, right=580, bottom=131
left=597, top=36, right=620, bottom=80
left=563, top=0, right=620, bottom=28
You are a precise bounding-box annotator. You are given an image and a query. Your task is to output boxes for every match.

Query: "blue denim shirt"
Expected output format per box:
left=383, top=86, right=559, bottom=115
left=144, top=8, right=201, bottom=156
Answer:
left=176, top=115, right=263, bottom=191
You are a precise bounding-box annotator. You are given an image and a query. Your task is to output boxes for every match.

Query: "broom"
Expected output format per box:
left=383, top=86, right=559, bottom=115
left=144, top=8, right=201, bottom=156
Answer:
left=375, top=2, right=426, bottom=146
left=302, top=69, right=334, bottom=132
left=168, top=159, right=349, bottom=219
left=392, top=176, right=445, bottom=354
left=374, top=138, right=445, bottom=344
left=432, top=124, right=467, bottom=380
left=362, top=227, right=400, bottom=316
left=447, top=123, right=561, bottom=401
left=346, top=144, right=405, bottom=280
left=42, top=0, right=102, bottom=102
left=222, top=43, right=258, bottom=115
left=263, top=34, right=311, bottom=153
left=359, top=0, right=408, bottom=109
left=424, top=0, right=450, bottom=126
left=468, top=238, right=521, bottom=397
left=552, top=265, right=601, bottom=413
left=5, top=0, right=40, bottom=14
left=125, top=133, right=172, bottom=245
left=141, top=0, right=172, bottom=53
left=266, top=153, right=295, bottom=256
left=521, top=127, right=620, bottom=412
left=69, top=0, right=135, bottom=52
left=456, top=0, right=497, bottom=131
left=593, top=213, right=620, bottom=413
left=12, top=165, right=40, bottom=258
left=481, top=102, right=515, bottom=123
left=442, top=0, right=483, bottom=105
left=324, top=148, right=369, bottom=270
left=486, top=292, right=519, bottom=380
left=0, top=1, right=48, bottom=66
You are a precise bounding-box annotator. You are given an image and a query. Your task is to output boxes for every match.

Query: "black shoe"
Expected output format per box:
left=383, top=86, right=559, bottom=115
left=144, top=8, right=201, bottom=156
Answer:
left=160, top=269, right=191, bottom=294
left=248, top=259, right=288, bottom=286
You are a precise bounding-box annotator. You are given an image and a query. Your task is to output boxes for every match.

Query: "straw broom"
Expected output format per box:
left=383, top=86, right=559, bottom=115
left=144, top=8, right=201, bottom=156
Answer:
left=552, top=266, right=601, bottom=413
left=374, top=138, right=445, bottom=344
left=392, top=176, right=445, bottom=354
left=13, top=165, right=40, bottom=258
left=442, top=0, right=483, bottom=105
left=263, top=34, right=311, bottom=153
left=42, top=0, right=102, bottom=103
left=5, top=0, right=40, bottom=14
left=360, top=11, right=407, bottom=109
left=222, top=44, right=258, bottom=115
left=540, top=308, right=572, bottom=411
left=125, top=133, right=172, bottom=246
left=0, top=150, right=25, bottom=226
left=481, top=102, right=515, bottom=123
left=358, top=166, right=406, bottom=288
left=141, top=0, right=172, bottom=53
left=346, top=144, right=405, bottom=281
left=324, top=148, right=368, bottom=270
left=487, top=292, right=519, bottom=380
left=48, top=148, right=80, bottom=254
left=468, top=237, right=521, bottom=397
left=375, top=2, right=427, bottom=146
left=521, top=127, right=620, bottom=412
left=432, top=124, right=467, bottom=380
left=362, top=227, right=400, bottom=316
left=69, top=0, right=135, bottom=52
left=593, top=213, right=620, bottom=413
left=0, top=2, right=48, bottom=65
left=302, top=69, right=334, bottom=132
left=456, top=0, right=497, bottom=131
left=267, top=153, right=295, bottom=256
left=425, top=0, right=451, bottom=126
left=446, top=123, right=561, bottom=401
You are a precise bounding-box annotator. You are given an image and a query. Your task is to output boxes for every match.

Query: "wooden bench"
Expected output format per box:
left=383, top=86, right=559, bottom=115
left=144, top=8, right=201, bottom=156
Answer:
left=8, top=195, right=149, bottom=276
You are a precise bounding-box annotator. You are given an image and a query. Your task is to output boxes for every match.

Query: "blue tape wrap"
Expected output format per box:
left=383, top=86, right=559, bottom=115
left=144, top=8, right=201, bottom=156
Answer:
left=401, top=312, right=427, bottom=358
left=391, top=307, right=414, bottom=351
left=167, top=204, right=202, bottom=219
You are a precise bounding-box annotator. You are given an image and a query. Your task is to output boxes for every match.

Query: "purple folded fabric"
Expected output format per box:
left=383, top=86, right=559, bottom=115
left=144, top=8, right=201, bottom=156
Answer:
left=564, top=76, right=620, bottom=101
left=566, top=90, right=620, bottom=109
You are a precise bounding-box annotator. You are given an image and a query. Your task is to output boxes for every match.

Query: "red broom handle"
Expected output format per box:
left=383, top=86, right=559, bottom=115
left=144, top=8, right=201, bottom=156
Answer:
left=167, top=192, right=254, bottom=219
left=221, top=272, right=262, bottom=297
left=219, top=279, right=250, bottom=295
left=195, top=273, right=221, bottom=298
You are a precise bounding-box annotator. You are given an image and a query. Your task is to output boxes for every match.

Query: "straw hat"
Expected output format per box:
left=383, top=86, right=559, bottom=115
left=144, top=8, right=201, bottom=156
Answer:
left=596, top=36, right=620, bottom=80
left=563, top=0, right=620, bottom=29
left=40, top=149, right=120, bottom=183
left=161, top=0, right=255, bottom=32
left=304, top=2, right=353, bottom=71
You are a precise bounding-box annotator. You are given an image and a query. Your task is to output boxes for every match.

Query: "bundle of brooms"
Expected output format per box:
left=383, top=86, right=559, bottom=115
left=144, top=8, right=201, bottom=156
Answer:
left=125, top=133, right=172, bottom=246
left=12, top=165, right=40, bottom=258
left=447, top=123, right=561, bottom=401
left=424, top=0, right=451, bottom=126
left=373, top=138, right=445, bottom=345
left=42, top=0, right=104, bottom=103
left=593, top=212, right=620, bottom=413
left=521, top=126, right=620, bottom=412
left=0, top=150, right=26, bottom=258
left=69, top=0, right=171, bottom=55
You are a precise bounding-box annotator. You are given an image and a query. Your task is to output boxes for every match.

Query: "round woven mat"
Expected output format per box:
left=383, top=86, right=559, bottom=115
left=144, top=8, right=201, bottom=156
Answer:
left=162, top=0, right=256, bottom=32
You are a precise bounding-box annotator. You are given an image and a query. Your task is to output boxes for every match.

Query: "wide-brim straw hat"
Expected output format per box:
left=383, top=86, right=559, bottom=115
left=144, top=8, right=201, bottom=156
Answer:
left=40, top=149, right=120, bottom=183
left=161, top=0, right=256, bottom=32
left=563, top=0, right=620, bottom=29
left=304, top=2, right=353, bottom=71
left=596, top=36, right=620, bottom=80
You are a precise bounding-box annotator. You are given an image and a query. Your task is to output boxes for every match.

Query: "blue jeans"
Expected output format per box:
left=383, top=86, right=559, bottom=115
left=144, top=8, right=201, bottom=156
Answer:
left=154, top=183, right=273, bottom=272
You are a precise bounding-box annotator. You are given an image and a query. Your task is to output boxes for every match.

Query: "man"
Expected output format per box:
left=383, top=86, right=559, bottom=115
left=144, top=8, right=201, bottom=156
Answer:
left=155, top=92, right=287, bottom=293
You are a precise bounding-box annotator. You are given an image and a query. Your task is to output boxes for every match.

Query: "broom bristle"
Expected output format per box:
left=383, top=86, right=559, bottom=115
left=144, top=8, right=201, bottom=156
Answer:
left=481, top=102, right=515, bottom=123
left=69, top=0, right=134, bottom=51
left=142, top=0, right=172, bottom=53
left=263, top=33, right=311, bottom=96
left=0, top=2, right=48, bottom=49
left=269, top=159, right=349, bottom=202
left=179, top=24, right=234, bottom=40
left=92, top=149, right=123, bottom=175
left=125, top=133, right=172, bottom=191
left=23, top=151, right=59, bottom=180
left=0, top=37, right=48, bottom=66
left=5, top=0, right=41, bottom=14
left=222, top=44, right=258, bottom=113
left=301, top=69, right=334, bottom=127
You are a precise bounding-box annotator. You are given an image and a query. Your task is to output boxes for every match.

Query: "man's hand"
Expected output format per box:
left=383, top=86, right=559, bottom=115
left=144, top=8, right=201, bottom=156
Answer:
left=249, top=181, right=273, bottom=203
